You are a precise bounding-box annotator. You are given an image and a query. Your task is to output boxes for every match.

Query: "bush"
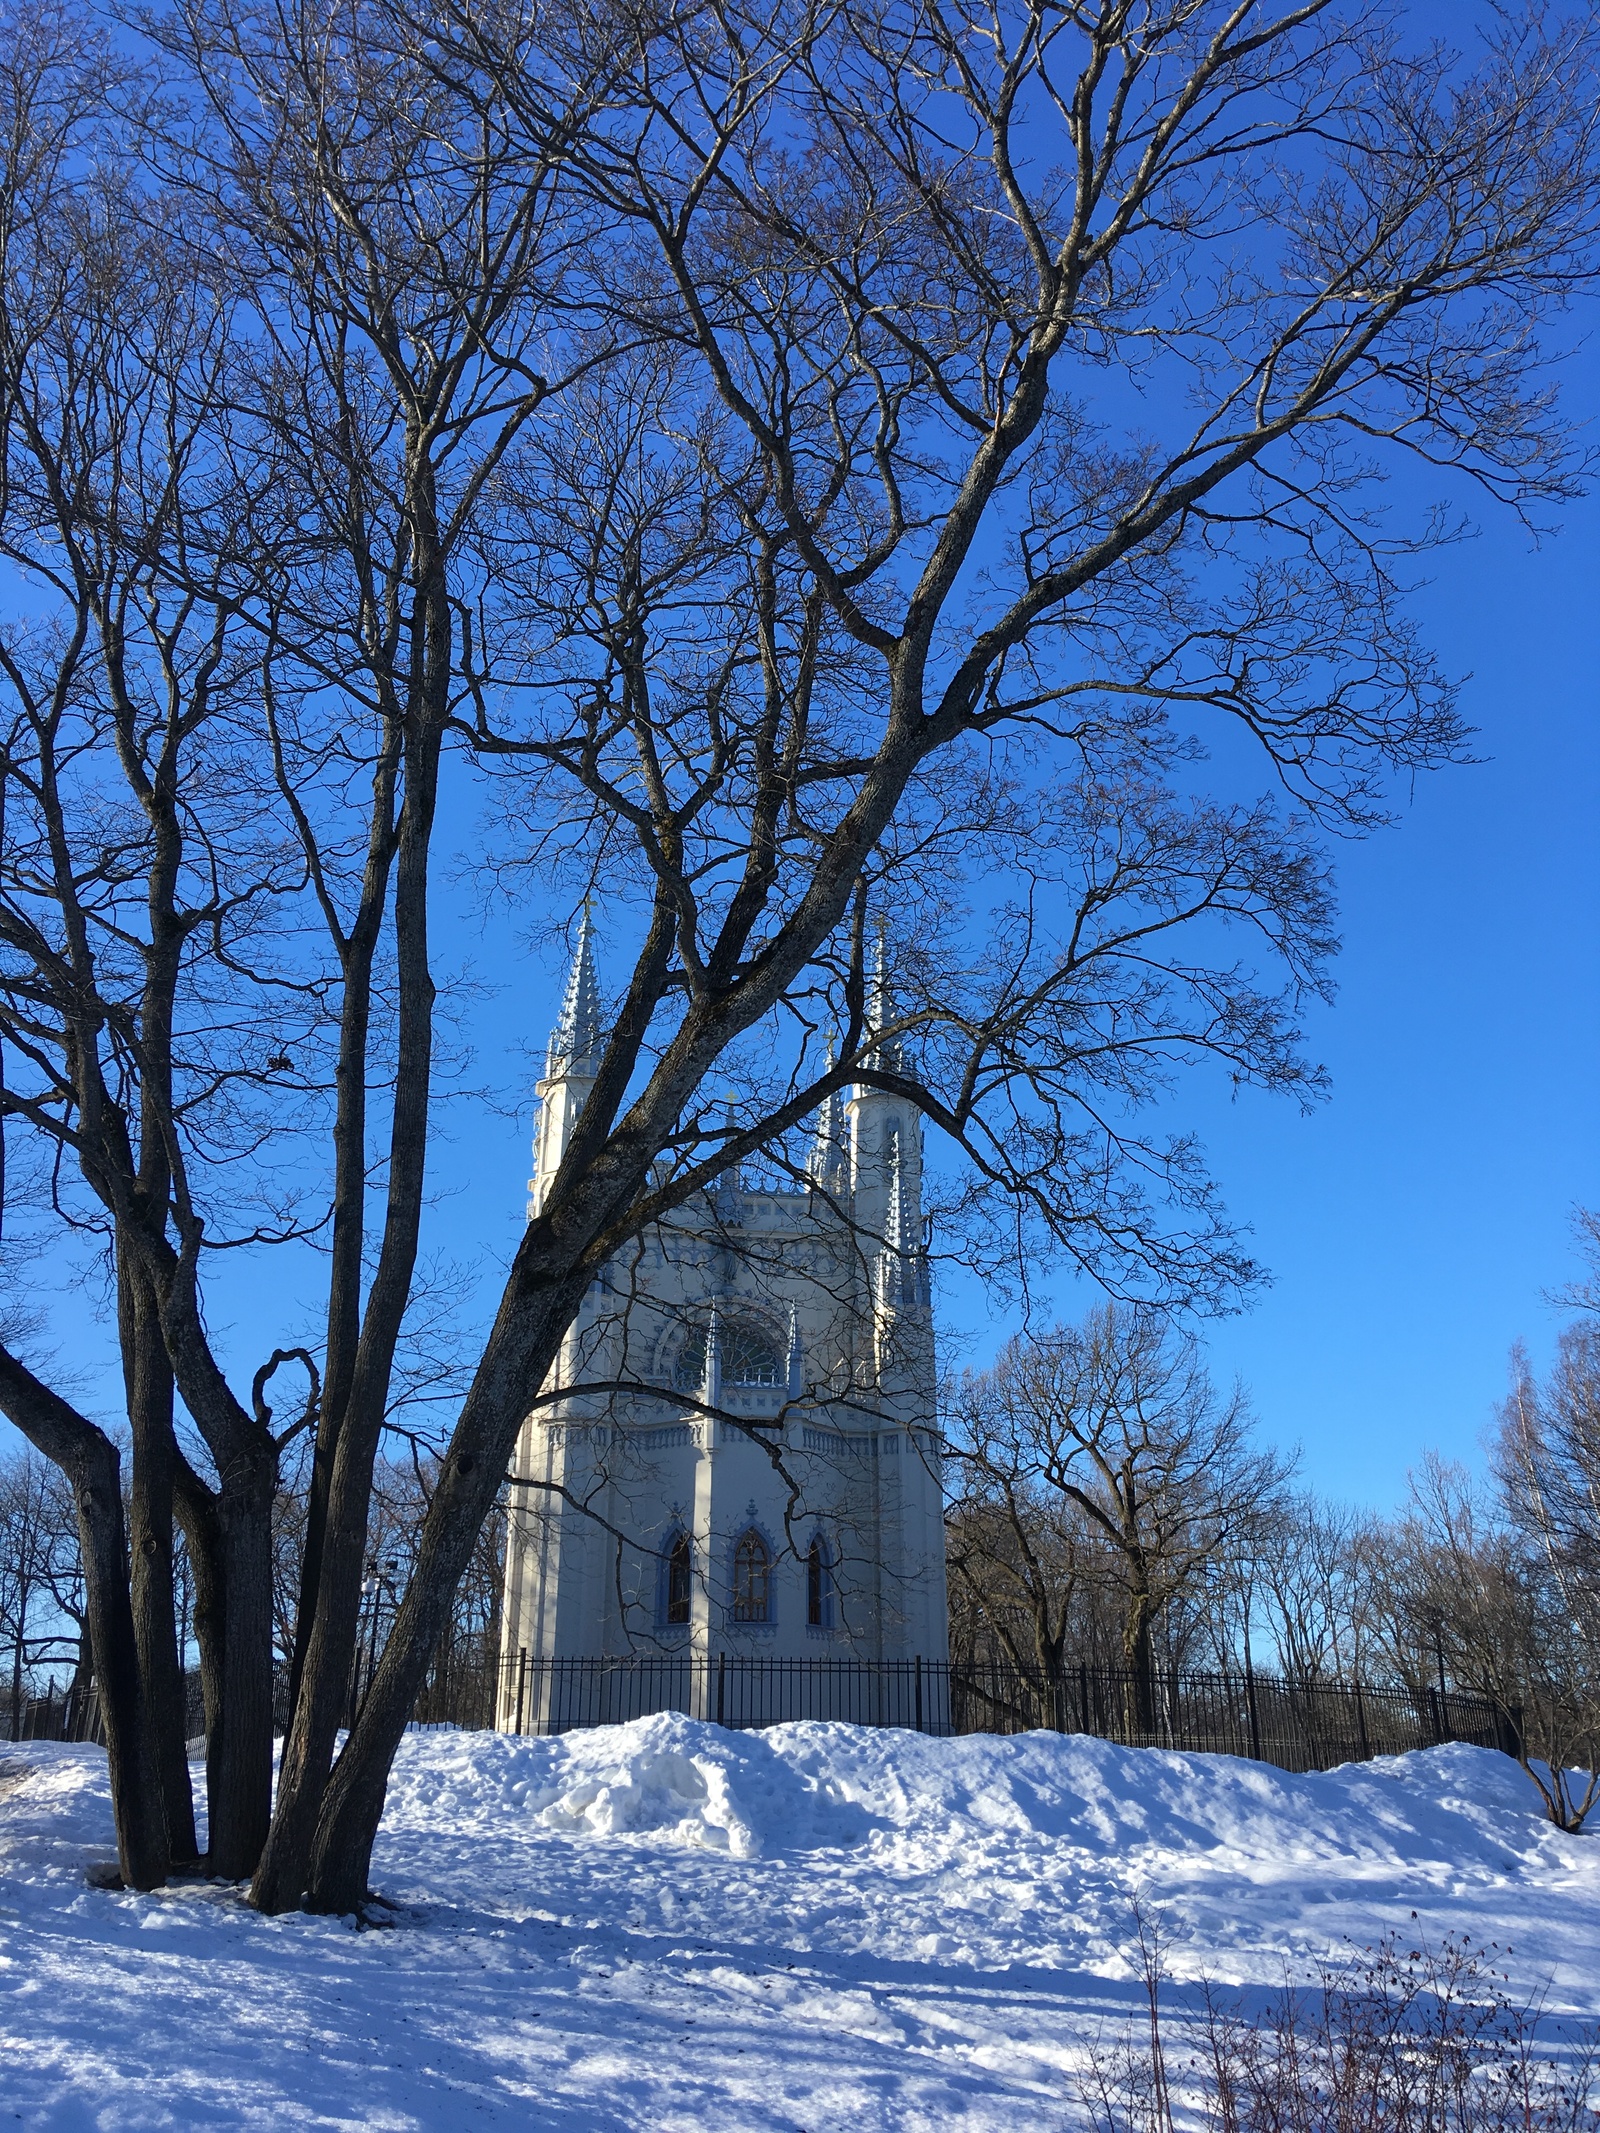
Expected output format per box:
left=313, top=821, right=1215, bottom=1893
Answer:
left=1081, top=1925, right=1598, bottom=2133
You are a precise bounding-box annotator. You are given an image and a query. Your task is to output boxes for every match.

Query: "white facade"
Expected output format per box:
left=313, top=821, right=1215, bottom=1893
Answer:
left=497, top=922, right=949, bottom=1723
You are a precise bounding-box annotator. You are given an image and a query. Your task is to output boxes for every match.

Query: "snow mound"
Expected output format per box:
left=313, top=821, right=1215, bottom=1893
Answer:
left=4, top=1725, right=1598, bottom=2130
left=385, top=1710, right=877, bottom=1856
left=0, top=1743, right=120, bottom=1885
left=381, top=1714, right=1576, bottom=1885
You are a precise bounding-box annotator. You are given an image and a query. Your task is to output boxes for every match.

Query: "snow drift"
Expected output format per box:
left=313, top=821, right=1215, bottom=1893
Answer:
left=3, top=1719, right=1598, bottom=2129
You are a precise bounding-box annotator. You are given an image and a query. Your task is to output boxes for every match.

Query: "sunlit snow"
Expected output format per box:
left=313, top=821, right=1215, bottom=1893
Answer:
left=3, top=1718, right=1598, bottom=2128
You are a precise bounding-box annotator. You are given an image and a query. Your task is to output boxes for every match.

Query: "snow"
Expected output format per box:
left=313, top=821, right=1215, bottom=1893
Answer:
left=2, top=1717, right=1598, bottom=2128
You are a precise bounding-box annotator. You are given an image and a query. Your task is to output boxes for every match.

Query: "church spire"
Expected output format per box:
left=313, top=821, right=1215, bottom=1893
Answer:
left=547, top=907, right=603, bottom=1079
left=876, top=1124, right=919, bottom=1317
left=867, top=919, right=902, bottom=1074
left=529, top=910, right=604, bottom=1221
left=809, top=1036, right=849, bottom=1196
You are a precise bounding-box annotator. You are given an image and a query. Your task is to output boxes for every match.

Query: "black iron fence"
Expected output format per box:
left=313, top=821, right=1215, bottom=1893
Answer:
left=2, top=1671, right=210, bottom=1748
left=4, top=1655, right=1518, bottom=1775
left=422, top=1650, right=1517, bottom=1774
left=950, top=1660, right=1519, bottom=1772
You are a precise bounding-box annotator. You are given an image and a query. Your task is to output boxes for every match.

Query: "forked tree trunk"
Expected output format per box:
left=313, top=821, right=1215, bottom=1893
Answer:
left=252, top=564, right=449, bottom=1914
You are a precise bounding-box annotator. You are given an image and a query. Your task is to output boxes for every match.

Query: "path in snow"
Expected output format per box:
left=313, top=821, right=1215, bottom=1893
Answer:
left=2, top=1717, right=1598, bottom=2130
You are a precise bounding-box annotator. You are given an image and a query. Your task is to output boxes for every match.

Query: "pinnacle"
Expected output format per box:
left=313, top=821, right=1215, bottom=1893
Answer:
left=547, top=908, right=603, bottom=1077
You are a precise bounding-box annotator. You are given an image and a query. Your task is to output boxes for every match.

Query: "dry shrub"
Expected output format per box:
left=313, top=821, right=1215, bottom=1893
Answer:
left=1081, top=1926, right=1598, bottom=2133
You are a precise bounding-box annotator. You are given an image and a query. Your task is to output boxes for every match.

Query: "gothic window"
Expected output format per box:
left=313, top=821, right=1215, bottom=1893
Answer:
left=806, top=1536, right=833, bottom=1628
left=731, top=1529, right=772, bottom=1623
left=674, top=1319, right=782, bottom=1390
left=664, top=1531, right=692, bottom=1627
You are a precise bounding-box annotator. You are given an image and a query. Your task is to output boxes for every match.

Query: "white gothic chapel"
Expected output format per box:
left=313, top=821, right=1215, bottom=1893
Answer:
left=496, top=920, right=950, bottom=1726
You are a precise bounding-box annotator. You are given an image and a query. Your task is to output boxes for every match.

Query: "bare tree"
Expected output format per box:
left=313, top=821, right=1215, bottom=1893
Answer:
left=0, top=0, right=1596, bottom=1912
left=286, top=0, right=1600, bottom=1916
left=0, top=1443, right=82, bottom=1733
left=947, top=1307, right=1290, bottom=1724
left=0, top=0, right=593, bottom=1894
left=0, top=3, right=303, bottom=1879
left=1366, top=1451, right=1599, bottom=1834
left=1495, top=1333, right=1600, bottom=1830
left=945, top=1444, right=1121, bottom=1683
left=1252, top=1494, right=1376, bottom=1689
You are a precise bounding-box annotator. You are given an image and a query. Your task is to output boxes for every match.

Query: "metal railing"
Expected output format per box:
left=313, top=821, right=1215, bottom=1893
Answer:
left=4, top=1656, right=1516, bottom=1776
left=948, top=1660, right=1519, bottom=1772
left=417, top=1650, right=1516, bottom=1772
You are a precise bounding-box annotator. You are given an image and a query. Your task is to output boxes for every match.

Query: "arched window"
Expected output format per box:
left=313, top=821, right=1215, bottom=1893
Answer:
left=664, top=1531, right=692, bottom=1627
left=674, top=1319, right=783, bottom=1390
left=731, top=1529, right=772, bottom=1623
left=806, top=1536, right=833, bottom=1629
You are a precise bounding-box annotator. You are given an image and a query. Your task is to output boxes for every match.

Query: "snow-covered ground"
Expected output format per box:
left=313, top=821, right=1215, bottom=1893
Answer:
left=2, top=1718, right=1598, bottom=2129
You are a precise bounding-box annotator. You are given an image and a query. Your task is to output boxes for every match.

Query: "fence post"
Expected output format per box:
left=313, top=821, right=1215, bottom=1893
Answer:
left=915, top=1655, right=924, bottom=1734
left=716, top=1651, right=726, bottom=1728
left=1353, top=1678, right=1371, bottom=1762
left=1243, top=1648, right=1263, bottom=1763
left=514, top=1647, right=528, bottom=1736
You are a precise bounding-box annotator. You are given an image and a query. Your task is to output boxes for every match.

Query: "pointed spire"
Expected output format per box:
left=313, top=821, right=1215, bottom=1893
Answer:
left=882, top=1124, right=904, bottom=1256
left=868, top=918, right=902, bottom=1073
left=809, top=1035, right=849, bottom=1195
left=547, top=907, right=602, bottom=1078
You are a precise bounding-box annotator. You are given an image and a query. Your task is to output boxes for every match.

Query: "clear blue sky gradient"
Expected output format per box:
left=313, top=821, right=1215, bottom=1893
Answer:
left=1187, top=487, right=1600, bottom=1505
left=5, top=5, right=1597, bottom=1515
left=44, top=445, right=1588, bottom=1517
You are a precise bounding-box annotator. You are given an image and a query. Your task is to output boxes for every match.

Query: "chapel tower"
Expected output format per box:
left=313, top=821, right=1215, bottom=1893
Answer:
left=496, top=925, right=949, bottom=1726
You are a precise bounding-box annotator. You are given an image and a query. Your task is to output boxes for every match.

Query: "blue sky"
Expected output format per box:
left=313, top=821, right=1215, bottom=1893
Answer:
left=1182, top=481, right=1600, bottom=1505
left=7, top=347, right=1597, bottom=1520
left=192, top=457, right=1600, bottom=1516
left=4, top=5, right=1597, bottom=1518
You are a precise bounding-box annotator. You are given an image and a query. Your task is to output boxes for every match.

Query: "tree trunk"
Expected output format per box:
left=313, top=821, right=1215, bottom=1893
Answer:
left=173, top=1453, right=225, bottom=1857
left=305, top=1269, right=586, bottom=1912
left=252, top=568, right=448, bottom=1914
left=121, top=1257, right=199, bottom=1863
left=1124, top=1592, right=1158, bottom=1738
left=250, top=1400, right=383, bottom=1908
left=0, top=1346, right=169, bottom=1888
left=142, top=1232, right=282, bottom=1879
left=205, top=1452, right=278, bottom=1879
left=77, top=1445, right=172, bottom=1889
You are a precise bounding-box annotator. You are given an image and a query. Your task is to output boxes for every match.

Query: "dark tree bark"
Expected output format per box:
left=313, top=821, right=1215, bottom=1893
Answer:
left=172, top=1450, right=226, bottom=1845
left=119, top=1256, right=198, bottom=1862
left=0, top=1346, right=168, bottom=1889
